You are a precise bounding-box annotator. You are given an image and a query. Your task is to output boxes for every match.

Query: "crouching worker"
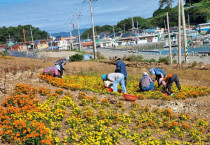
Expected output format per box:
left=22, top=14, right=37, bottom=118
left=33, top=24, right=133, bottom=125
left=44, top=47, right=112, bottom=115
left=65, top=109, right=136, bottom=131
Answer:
left=102, top=73, right=127, bottom=93
left=43, top=66, right=61, bottom=78
left=104, top=80, right=113, bottom=92
left=150, top=67, right=166, bottom=87
left=160, top=73, right=181, bottom=95
left=139, top=72, right=155, bottom=91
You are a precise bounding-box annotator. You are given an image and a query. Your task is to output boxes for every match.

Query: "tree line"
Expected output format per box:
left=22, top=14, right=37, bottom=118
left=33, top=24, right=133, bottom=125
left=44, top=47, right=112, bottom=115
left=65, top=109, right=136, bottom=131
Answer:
left=0, top=25, right=48, bottom=44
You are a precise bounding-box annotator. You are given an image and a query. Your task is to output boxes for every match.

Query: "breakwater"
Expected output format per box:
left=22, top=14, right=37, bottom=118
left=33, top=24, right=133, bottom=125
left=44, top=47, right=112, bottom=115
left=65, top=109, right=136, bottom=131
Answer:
left=117, top=42, right=165, bottom=50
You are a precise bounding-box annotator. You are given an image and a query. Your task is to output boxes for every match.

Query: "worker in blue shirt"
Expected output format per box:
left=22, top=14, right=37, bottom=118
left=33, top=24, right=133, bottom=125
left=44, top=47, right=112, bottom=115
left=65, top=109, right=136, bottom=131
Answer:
left=114, top=56, right=127, bottom=86
left=150, top=67, right=166, bottom=87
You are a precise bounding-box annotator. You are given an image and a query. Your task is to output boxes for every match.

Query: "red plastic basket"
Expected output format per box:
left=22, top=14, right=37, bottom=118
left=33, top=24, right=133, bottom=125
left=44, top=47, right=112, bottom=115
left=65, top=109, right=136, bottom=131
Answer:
left=123, top=94, right=138, bottom=101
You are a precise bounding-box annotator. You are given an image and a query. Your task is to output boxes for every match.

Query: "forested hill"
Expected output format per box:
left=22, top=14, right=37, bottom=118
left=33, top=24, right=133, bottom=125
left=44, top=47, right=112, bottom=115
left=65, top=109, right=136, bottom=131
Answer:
left=0, top=25, right=48, bottom=44
left=81, top=0, right=210, bottom=39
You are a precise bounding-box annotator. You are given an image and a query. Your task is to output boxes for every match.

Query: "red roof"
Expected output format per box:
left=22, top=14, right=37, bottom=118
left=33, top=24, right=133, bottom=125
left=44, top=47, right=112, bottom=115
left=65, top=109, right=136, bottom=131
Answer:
left=82, top=42, right=93, bottom=46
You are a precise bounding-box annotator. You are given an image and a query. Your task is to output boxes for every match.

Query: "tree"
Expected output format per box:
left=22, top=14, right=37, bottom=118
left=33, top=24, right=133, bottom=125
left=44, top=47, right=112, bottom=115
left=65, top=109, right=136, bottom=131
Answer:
left=116, top=17, right=146, bottom=32
left=159, top=0, right=174, bottom=9
left=81, top=25, right=113, bottom=39
left=185, top=0, right=203, bottom=4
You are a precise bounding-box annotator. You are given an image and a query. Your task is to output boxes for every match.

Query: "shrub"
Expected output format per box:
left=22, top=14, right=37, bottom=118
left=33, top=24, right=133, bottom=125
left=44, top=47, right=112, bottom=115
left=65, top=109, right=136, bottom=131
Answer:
left=191, top=61, right=197, bottom=67
left=158, top=56, right=169, bottom=64
left=69, top=53, right=83, bottom=62
left=0, top=50, right=8, bottom=56
left=123, top=54, right=143, bottom=62
left=148, top=58, right=156, bottom=63
left=173, top=60, right=177, bottom=64
left=97, top=52, right=105, bottom=60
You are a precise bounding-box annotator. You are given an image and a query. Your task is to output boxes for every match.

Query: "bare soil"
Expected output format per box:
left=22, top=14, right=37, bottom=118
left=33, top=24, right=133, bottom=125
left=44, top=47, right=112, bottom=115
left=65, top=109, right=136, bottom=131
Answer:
left=0, top=56, right=209, bottom=123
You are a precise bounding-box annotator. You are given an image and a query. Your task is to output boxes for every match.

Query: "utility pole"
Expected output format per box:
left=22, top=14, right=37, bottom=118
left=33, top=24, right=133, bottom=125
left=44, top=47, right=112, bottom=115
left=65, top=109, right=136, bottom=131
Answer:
left=67, top=23, right=73, bottom=50
left=23, top=29, right=26, bottom=44
left=85, top=0, right=97, bottom=59
left=164, top=19, right=166, bottom=29
left=167, top=12, right=172, bottom=64
left=124, top=24, right=125, bottom=34
left=137, top=22, right=139, bottom=34
left=181, top=0, right=188, bottom=63
left=188, top=0, right=191, bottom=28
left=132, top=17, right=134, bottom=28
left=50, top=31, right=53, bottom=47
left=30, top=26, right=34, bottom=50
left=73, top=23, right=76, bottom=37
left=113, top=25, right=115, bottom=38
left=178, top=0, right=182, bottom=64
left=76, top=14, right=82, bottom=51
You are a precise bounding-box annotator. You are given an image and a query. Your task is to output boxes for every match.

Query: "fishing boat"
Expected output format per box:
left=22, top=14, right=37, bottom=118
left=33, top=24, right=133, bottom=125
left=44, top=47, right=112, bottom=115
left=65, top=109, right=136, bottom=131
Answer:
left=163, top=40, right=178, bottom=48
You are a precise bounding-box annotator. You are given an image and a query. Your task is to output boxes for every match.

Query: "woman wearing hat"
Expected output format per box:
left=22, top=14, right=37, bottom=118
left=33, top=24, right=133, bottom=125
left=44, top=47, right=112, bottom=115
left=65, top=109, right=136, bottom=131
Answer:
left=114, top=56, right=127, bottom=86
left=139, top=72, right=155, bottom=91
left=102, top=72, right=127, bottom=93
left=149, top=67, right=166, bottom=87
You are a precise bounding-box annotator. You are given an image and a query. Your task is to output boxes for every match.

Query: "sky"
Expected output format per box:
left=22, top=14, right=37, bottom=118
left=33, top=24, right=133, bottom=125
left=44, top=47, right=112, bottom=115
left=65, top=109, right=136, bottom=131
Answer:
left=0, top=0, right=178, bottom=33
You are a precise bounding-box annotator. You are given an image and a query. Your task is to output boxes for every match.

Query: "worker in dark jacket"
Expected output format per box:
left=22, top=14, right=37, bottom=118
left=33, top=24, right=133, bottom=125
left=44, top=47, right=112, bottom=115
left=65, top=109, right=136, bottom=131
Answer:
left=114, top=56, right=127, bottom=86
left=159, top=73, right=181, bottom=95
left=139, top=72, right=155, bottom=91
left=150, top=67, right=166, bottom=87
left=54, top=57, right=69, bottom=78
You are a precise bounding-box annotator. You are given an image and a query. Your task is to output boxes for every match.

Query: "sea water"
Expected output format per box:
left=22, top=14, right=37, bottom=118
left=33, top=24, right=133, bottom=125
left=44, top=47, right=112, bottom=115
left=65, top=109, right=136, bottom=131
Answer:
left=159, top=47, right=210, bottom=55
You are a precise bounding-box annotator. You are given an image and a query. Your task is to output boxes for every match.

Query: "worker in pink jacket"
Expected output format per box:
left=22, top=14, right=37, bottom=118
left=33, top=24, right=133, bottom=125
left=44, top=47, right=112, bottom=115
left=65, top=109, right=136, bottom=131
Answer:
left=43, top=66, right=61, bottom=78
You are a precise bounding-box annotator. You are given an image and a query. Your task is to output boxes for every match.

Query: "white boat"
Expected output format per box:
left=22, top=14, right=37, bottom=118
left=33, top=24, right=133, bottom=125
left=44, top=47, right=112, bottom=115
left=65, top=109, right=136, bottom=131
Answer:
left=196, top=22, right=210, bottom=32
left=163, top=40, right=178, bottom=48
left=203, top=38, right=210, bottom=44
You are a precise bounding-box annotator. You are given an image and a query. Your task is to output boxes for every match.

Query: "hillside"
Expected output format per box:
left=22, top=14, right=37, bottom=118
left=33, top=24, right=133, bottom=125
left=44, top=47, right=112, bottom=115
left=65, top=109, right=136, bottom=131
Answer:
left=51, top=28, right=88, bottom=38
left=81, top=0, right=210, bottom=39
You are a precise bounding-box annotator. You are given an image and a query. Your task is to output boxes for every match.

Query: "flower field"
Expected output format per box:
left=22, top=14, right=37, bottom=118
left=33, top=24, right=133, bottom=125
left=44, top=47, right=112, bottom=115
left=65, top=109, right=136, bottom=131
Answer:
left=0, top=82, right=210, bottom=144
left=39, top=74, right=210, bottom=100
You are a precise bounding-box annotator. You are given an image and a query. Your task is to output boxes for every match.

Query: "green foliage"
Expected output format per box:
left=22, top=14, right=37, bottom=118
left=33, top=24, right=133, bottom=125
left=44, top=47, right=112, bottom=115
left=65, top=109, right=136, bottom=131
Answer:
left=116, top=17, right=147, bottom=31
left=191, top=61, right=198, bottom=67
left=0, top=51, right=7, bottom=56
left=153, top=6, right=171, bottom=17
left=185, top=0, right=204, bottom=4
left=96, top=52, right=105, bottom=60
left=81, top=25, right=113, bottom=39
left=69, top=54, right=83, bottom=62
left=158, top=56, right=169, bottom=64
left=144, top=58, right=156, bottom=63
left=81, top=17, right=147, bottom=39
left=173, top=59, right=177, bottom=64
left=159, top=0, right=173, bottom=9
left=122, top=55, right=143, bottom=62
left=0, top=25, right=48, bottom=44
left=82, top=1, right=209, bottom=38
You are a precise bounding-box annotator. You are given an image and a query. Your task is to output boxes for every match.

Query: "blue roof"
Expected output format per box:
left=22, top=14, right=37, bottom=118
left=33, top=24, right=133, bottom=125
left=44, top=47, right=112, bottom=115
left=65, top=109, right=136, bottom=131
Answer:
left=121, top=32, right=136, bottom=37
left=145, top=29, right=156, bottom=32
